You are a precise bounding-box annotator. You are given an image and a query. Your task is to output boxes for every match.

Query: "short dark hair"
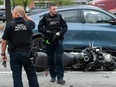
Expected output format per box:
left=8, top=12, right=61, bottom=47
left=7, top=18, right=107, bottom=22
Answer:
left=49, top=3, right=57, bottom=7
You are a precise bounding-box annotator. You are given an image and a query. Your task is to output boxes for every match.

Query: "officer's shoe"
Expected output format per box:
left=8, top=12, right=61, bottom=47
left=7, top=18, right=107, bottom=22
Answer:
left=57, top=79, right=65, bottom=85
left=50, top=78, right=56, bottom=82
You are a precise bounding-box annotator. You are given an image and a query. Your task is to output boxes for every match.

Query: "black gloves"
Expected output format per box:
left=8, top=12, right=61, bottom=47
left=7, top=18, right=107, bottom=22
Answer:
left=52, top=34, right=60, bottom=42
left=46, top=31, right=61, bottom=42
left=52, top=34, right=58, bottom=41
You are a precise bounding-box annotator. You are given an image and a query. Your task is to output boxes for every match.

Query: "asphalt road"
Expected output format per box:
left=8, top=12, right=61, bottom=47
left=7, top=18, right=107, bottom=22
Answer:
left=1, top=63, right=116, bottom=87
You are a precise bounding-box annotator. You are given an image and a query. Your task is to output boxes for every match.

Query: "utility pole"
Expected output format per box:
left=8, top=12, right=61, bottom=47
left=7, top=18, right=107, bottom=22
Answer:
left=5, top=0, right=12, bottom=24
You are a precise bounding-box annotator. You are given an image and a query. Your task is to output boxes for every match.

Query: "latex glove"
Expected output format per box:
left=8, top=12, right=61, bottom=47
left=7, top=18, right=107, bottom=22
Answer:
left=56, top=32, right=60, bottom=36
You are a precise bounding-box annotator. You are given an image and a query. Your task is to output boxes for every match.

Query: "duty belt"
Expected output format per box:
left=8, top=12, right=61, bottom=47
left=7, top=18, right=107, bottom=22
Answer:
left=14, top=48, right=29, bottom=52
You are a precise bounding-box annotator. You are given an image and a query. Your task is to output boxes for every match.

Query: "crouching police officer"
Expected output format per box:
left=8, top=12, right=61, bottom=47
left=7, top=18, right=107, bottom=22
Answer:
left=38, top=3, right=68, bottom=84
left=1, top=6, right=39, bottom=87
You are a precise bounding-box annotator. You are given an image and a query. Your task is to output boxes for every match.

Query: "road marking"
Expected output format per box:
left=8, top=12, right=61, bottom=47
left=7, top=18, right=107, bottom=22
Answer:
left=66, top=71, right=116, bottom=74
left=1, top=71, right=116, bottom=74
left=0, top=71, right=26, bottom=74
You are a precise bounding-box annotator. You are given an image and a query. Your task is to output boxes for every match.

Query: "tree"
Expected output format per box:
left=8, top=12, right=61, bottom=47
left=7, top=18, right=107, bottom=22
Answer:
left=0, top=0, right=3, bottom=5
left=50, top=0, right=73, bottom=6
left=22, top=0, right=29, bottom=12
left=12, top=0, right=31, bottom=12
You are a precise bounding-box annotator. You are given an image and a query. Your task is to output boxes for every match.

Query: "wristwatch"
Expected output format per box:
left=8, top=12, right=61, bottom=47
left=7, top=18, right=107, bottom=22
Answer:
left=1, top=53, right=6, bottom=56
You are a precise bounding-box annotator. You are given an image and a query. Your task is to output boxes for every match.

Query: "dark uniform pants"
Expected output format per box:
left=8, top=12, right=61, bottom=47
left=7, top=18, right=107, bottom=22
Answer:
left=10, top=51, right=39, bottom=87
left=46, top=40, right=64, bottom=80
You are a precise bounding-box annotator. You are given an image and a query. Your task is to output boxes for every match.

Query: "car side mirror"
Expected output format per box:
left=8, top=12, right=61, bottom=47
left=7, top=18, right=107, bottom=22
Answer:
left=108, top=19, right=116, bottom=25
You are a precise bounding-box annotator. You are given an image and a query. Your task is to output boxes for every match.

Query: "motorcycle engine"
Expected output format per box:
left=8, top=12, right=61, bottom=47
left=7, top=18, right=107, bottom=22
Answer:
left=75, top=51, right=93, bottom=63
left=102, top=53, right=112, bottom=63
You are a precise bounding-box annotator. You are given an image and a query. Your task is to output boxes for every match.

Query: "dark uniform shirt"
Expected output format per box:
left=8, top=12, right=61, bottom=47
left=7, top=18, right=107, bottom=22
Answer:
left=2, top=17, right=35, bottom=52
left=38, top=13, right=67, bottom=39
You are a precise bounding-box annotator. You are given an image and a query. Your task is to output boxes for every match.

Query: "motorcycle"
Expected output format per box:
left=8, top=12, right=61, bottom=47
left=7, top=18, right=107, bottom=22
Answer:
left=29, top=33, right=116, bottom=72
left=72, top=44, right=116, bottom=72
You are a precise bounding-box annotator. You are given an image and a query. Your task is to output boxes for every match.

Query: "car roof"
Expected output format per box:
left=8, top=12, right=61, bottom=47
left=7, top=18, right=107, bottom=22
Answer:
left=31, top=5, right=107, bottom=15
left=30, top=5, right=116, bottom=21
left=58, top=5, right=101, bottom=12
left=57, top=5, right=101, bottom=10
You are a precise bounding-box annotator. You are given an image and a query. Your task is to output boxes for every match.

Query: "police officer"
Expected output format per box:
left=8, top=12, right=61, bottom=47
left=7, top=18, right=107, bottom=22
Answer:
left=38, top=3, right=68, bottom=84
left=1, top=6, right=39, bottom=87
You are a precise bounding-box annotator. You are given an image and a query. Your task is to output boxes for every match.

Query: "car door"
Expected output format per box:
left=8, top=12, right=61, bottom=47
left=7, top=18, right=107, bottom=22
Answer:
left=82, top=9, right=116, bottom=51
left=59, top=9, right=84, bottom=51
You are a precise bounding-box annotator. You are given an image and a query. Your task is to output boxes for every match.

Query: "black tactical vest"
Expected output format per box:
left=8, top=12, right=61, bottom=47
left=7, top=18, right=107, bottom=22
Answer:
left=9, top=19, right=33, bottom=51
left=45, top=13, right=61, bottom=33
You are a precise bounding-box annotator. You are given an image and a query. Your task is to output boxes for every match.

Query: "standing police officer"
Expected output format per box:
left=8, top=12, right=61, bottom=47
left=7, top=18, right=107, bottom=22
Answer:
left=1, top=6, right=39, bottom=87
left=38, top=3, right=68, bottom=84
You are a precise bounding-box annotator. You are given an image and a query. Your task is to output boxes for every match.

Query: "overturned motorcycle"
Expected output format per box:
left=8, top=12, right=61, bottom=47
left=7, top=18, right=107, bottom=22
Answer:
left=28, top=33, right=116, bottom=72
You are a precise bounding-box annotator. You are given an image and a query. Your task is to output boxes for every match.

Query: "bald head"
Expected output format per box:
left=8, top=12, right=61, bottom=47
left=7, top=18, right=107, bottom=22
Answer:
left=14, top=6, right=25, bottom=17
left=12, top=6, right=25, bottom=18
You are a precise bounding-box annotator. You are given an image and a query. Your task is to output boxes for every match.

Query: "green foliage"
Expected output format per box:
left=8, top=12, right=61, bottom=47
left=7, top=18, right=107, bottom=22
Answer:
left=11, top=0, right=31, bottom=6
left=0, top=1, right=3, bottom=5
left=50, top=0, right=73, bottom=6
